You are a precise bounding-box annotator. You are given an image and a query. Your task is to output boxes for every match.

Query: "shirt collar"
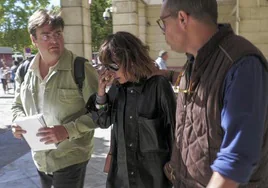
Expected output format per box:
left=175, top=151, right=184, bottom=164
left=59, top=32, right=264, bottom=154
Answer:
left=29, top=53, right=59, bottom=80
left=117, top=78, right=147, bottom=94
left=29, top=48, right=74, bottom=72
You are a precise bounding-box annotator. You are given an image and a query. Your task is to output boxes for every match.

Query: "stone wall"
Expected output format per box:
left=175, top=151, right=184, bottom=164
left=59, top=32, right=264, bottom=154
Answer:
left=112, top=0, right=138, bottom=35
left=60, top=0, right=268, bottom=65
left=239, top=0, right=268, bottom=58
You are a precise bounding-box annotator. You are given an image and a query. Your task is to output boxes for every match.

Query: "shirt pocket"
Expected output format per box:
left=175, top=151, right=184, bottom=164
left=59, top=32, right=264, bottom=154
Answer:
left=138, top=116, right=169, bottom=153
left=58, top=88, right=83, bottom=104
left=57, top=89, right=85, bottom=120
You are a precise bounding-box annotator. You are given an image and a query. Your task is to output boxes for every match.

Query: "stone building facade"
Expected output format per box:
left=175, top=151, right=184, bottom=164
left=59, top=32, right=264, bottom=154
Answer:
left=60, top=0, right=268, bottom=69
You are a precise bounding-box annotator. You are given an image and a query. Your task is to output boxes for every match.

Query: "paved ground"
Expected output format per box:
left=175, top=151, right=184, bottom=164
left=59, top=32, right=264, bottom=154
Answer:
left=0, top=95, right=30, bottom=169
left=0, top=130, right=30, bottom=169
left=0, top=128, right=110, bottom=188
left=0, top=86, right=110, bottom=188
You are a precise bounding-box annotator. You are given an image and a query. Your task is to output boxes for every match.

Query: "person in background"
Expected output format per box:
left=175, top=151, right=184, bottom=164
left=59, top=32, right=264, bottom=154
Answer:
left=11, top=9, right=98, bottom=188
left=86, top=31, right=176, bottom=188
left=157, top=0, right=268, bottom=187
left=0, top=59, right=10, bottom=93
left=10, top=60, right=20, bottom=91
left=155, top=50, right=168, bottom=70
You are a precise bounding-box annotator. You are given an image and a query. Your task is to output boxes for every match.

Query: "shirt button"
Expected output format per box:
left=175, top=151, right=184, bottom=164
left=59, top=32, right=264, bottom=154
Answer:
left=131, top=171, right=134, bottom=175
left=130, top=116, right=133, bottom=119
left=129, top=143, right=133, bottom=147
left=130, top=90, right=134, bottom=93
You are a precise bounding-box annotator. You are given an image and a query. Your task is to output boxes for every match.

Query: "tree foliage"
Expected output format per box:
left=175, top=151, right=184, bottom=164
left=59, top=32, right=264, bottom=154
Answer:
left=0, top=0, right=50, bottom=52
left=0, top=0, right=113, bottom=54
left=90, top=0, right=113, bottom=52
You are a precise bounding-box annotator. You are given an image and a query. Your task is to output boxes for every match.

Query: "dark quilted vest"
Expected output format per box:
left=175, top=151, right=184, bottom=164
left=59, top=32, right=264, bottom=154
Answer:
left=170, top=24, right=268, bottom=188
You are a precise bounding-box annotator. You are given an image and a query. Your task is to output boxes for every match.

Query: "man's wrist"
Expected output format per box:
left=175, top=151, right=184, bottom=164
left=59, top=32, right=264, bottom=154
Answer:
left=207, top=172, right=239, bottom=188
left=62, top=125, right=69, bottom=140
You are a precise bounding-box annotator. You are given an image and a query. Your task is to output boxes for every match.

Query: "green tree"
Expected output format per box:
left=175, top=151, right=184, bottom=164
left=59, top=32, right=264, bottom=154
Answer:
left=90, top=0, right=113, bottom=52
left=0, top=0, right=113, bottom=55
left=0, top=0, right=50, bottom=53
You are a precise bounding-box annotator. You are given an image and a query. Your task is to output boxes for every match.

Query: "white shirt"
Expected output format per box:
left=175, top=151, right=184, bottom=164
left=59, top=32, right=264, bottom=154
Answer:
left=155, top=57, right=168, bottom=70
left=0, top=67, right=10, bottom=79
left=30, top=54, right=58, bottom=113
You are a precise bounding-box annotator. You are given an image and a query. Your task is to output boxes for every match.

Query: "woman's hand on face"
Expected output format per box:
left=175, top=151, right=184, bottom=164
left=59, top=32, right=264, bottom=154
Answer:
left=98, top=69, right=115, bottom=96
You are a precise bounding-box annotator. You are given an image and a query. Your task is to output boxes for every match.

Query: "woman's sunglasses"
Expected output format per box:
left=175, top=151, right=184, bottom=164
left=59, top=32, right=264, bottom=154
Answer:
left=92, top=62, right=120, bottom=72
left=105, top=63, right=120, bottom=71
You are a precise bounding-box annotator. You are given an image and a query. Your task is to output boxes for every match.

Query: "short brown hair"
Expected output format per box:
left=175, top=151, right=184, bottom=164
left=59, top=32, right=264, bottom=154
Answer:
left=28, top=9, right=64, bottom=37
left=99, top=31, right=156, bottom=82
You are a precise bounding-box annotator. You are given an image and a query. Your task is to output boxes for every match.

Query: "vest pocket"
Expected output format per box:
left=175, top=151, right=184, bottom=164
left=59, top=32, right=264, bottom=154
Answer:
left=138, top=116, right=169, bottom=153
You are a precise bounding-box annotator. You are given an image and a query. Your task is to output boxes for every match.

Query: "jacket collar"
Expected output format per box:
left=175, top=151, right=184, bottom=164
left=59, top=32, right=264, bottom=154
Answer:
left=190, top=24, right=234, bottom=84
left=117, top=78, right=147, bottom=94
left=195, top=24, right=234, bottom=65
left=55, top=48, right=74, bottom=70
left=29, top=48, right=74, bottom=71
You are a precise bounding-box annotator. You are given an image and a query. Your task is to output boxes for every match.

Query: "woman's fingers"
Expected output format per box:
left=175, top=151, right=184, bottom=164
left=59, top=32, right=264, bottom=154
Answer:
left=99, top=70, right=114, bottom=85
left=98, top=70, right=114, bottom=96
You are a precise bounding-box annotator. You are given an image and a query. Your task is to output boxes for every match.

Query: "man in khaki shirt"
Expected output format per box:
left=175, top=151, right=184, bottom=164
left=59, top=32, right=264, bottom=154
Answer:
left=11, top=9, right=98, bottom=188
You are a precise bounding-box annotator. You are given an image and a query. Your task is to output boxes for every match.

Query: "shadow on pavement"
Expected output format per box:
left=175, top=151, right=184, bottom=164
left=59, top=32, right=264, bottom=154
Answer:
left=0, top=129, right=30, bottom=169
left=0, top=128, right=110, bottom=188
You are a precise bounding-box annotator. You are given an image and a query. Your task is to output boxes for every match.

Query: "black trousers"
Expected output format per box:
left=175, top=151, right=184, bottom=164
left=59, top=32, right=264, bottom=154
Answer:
left=1, top=79, right=7, bottom=92
left=37, top=160, right=88, bottom=188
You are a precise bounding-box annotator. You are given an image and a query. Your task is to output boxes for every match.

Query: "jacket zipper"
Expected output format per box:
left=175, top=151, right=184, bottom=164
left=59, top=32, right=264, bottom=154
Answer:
left=180, top=60, right=194, bottom=148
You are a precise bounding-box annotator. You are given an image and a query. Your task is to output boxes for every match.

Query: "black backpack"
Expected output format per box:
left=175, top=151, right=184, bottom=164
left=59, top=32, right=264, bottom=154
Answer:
left=18, top=56, right=87, bottom=92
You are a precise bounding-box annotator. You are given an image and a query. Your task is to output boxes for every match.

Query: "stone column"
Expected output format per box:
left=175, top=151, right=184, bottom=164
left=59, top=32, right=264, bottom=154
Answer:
left=138, top=1, right=147, bottom=43
left=239, top=0, right=268, bottom=57
left=60, top=0, right=92, bottom=60
left=112, top=0, right=139, bottom=36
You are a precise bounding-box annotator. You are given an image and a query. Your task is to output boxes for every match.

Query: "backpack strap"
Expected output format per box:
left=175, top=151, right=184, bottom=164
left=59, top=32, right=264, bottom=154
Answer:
left=74, top=56, right=87, bottom=92
left=19, top=56, right=35, bottom=83
left=18, top=56, right=87, bottom=92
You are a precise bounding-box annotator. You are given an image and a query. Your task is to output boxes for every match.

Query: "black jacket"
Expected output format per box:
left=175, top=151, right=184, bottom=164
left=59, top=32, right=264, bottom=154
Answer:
left=87, top=75, right=176, bottom=188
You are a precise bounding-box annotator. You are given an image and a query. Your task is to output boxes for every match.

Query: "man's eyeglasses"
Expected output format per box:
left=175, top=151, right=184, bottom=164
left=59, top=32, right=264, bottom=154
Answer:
left=157, top=12, right=189, bottom=32
left=40, top=31, right=63, bottom=42
left=156, top=14, right=172, bottom=32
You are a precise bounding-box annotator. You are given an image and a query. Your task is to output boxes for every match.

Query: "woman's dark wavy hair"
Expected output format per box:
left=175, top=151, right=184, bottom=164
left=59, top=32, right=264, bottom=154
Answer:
left=98, top=31, right=156, bottom=82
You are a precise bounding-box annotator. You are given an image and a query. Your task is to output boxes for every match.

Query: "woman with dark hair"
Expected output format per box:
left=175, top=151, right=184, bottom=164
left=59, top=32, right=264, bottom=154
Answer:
left=87, top=31, right=176, bottom=188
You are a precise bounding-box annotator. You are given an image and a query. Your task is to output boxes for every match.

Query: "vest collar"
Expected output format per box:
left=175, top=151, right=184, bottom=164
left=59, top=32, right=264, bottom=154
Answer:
left=196, top=24, right=234, bottom=66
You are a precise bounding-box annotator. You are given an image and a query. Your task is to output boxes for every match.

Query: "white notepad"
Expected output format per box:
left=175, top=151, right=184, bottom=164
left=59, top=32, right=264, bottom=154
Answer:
left=14, top=114, right=57, bottom=151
